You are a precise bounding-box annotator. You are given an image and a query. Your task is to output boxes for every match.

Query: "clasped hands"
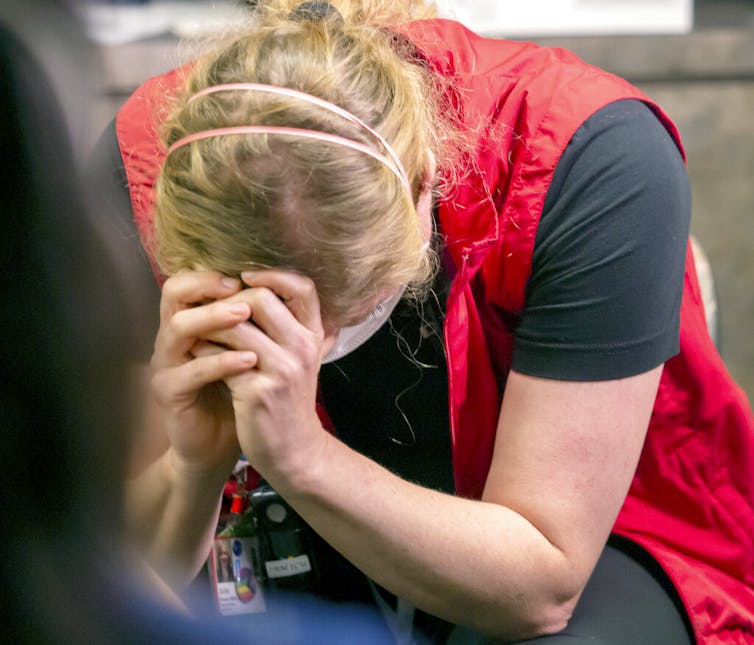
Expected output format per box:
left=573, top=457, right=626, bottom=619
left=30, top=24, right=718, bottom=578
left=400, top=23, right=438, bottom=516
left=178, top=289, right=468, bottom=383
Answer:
left=149, top=269, right=329, bottom=487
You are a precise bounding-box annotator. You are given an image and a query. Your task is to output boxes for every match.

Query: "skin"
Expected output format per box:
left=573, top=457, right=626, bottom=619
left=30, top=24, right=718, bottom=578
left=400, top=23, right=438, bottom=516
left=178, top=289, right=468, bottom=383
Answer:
left=125, top=159, right=662, bottom=639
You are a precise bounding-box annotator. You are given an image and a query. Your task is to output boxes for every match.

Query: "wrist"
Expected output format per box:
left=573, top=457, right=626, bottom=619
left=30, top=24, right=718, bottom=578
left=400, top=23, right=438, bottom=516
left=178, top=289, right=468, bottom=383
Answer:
left=258, top=426, right=333, bottom=500
left=166, top=447, right=239, bottom=499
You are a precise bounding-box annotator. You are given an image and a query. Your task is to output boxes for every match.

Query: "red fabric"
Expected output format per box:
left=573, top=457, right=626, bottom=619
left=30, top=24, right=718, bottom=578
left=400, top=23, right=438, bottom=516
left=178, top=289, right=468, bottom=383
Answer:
left=115, top=65, right=189, bottom=286
left=116, top=18, right=754, bottom=643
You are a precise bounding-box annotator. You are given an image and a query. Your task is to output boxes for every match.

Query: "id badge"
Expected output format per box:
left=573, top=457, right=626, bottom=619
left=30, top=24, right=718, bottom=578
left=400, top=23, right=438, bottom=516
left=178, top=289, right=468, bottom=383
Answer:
left=210, top=535, right=266, bottom=616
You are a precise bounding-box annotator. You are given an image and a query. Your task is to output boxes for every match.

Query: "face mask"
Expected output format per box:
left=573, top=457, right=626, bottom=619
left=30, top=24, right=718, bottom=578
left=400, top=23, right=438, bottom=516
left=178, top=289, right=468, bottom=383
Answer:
left=321, top=288, right=405, bottom=364
left=321, top=241, right=430, bottom=364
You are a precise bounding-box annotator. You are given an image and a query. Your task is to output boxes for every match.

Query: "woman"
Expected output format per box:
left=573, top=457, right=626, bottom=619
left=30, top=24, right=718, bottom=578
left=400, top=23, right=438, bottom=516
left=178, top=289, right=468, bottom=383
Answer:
left=215, top=542, right=235, bottom=583
left=110, top=1, right=754, bottom=642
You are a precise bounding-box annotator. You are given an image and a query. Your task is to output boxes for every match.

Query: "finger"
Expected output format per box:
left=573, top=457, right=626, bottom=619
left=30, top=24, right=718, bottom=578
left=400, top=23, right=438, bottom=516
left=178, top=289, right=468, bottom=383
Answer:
left=160, top=270, right=243, bottom=321
left=155, top=300, right=251, bottom=367
left=153, top=347, right=257, bottom=402
left=229, top=286, right=308, bottom=347
left=170, top=300, right=251, bottom=345
left=200, top=309, right=316, bottom=375
left=240, top=270, right=323, bottom=333
left=223, top=289, right=323, bottom=369
left=202, top=319, right=284, bottom=360
left=189, top=339, right=225, bottom=358
left=190, top=340, right=262, bottom=370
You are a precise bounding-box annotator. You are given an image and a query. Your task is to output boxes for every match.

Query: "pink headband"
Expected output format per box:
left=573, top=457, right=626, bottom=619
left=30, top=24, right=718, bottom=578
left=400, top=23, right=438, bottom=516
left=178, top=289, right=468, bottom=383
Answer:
left=166, top=82, right=412, bottom=198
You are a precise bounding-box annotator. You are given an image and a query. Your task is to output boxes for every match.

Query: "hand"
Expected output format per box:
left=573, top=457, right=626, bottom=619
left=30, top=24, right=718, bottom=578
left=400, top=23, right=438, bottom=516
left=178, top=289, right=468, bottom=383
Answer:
left=192, top=270, right=329, bottom=484
left=150, top=271, right=256, bottom=478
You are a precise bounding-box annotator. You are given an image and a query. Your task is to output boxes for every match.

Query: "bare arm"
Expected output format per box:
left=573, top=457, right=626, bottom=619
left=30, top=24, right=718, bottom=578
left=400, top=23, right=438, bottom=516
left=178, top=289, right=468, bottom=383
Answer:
left=216, top=270, right=662, bottom=640
left=271, top=369, right=659, bottom=639
left=124, top=438, right=235, bottom=590
left=123, top=272, right=255, bottom=590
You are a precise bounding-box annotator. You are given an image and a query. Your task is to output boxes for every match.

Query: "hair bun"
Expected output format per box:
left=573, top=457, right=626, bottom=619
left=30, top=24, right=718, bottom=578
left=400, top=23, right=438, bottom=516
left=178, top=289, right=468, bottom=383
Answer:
left=289, top=2, right=344, bottom=23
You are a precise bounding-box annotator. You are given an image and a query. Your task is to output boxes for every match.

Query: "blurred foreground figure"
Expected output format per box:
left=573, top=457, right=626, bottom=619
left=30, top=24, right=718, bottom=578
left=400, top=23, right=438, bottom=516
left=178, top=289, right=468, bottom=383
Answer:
left=0, top=2, right=391, bottom=642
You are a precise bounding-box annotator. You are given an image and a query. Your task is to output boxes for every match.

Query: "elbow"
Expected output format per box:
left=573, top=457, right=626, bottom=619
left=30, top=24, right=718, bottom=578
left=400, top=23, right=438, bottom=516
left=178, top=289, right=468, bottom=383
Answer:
left=474, top=587, right=581, bottom=642
left=528, top=595, right=578, bottom=638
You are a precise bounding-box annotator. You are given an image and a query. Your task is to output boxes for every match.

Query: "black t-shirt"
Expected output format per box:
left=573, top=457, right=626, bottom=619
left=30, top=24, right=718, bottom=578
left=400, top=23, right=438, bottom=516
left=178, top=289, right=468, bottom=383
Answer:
left=514, top=99, right=690, bottom=380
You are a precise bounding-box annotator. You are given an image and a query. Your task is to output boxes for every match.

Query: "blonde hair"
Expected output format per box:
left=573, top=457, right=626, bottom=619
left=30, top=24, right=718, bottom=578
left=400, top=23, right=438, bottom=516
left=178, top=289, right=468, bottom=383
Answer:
left=155, top=0, right=453, bottom=325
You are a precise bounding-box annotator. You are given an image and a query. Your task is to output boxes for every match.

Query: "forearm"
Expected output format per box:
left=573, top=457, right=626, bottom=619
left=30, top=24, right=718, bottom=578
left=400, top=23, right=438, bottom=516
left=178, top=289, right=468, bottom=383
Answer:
left=124, top=448, right=236, bottom=591
left=267, top=435, right=580, bottom=640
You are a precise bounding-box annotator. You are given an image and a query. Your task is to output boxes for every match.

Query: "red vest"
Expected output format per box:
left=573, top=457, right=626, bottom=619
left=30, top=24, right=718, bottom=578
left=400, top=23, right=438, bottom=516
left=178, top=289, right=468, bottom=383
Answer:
left=117, top=19, right=754, bottom=643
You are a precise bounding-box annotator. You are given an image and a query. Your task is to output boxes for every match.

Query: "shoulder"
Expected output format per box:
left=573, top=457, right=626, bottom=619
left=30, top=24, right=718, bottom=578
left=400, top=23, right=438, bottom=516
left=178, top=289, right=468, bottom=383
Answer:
left=116, top=64, right=189, bottom=155
left=512, top=99, right=691, bottom=381
left=545, top=99, right=685, bottom=212
left=114, top=65, right=190, bottom=253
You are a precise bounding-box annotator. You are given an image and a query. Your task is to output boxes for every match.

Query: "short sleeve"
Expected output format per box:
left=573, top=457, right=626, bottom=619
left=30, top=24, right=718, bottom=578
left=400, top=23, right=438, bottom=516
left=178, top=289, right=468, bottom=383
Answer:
left=511, top=100, right=691, bottom=381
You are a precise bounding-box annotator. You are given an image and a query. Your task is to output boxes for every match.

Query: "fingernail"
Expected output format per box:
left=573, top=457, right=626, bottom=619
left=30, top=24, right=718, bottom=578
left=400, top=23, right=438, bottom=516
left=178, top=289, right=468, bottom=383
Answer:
left=240, top=271, right=257, bottom=283
left=228, top=303, right=249, bottom=316
left=222, top=277, right=240, bottom=289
